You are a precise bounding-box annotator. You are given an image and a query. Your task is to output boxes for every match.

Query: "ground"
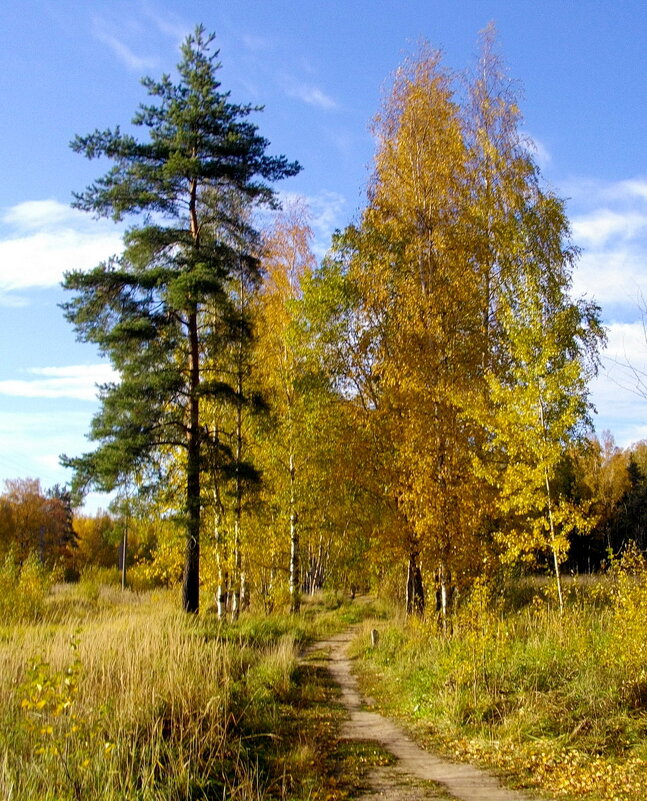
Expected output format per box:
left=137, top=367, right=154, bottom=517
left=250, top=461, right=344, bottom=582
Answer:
left=304, top=628, right=541, bottom=801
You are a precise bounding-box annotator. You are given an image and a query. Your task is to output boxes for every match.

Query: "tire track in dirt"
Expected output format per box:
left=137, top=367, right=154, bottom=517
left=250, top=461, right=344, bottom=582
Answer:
left=307, top=629, right=539, bottom=801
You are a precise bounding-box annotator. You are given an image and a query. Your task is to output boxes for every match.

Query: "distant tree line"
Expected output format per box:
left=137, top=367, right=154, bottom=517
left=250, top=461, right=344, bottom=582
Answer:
left=0, top=479, right=76, bottom=570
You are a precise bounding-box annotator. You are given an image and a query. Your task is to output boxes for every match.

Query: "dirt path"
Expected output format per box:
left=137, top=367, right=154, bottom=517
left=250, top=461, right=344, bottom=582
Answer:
left=306, top=629, right=538, bottom=801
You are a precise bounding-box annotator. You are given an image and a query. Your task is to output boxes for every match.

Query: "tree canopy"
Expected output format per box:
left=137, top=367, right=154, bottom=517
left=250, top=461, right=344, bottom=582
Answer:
left=57, top=26, right=609, bottom=617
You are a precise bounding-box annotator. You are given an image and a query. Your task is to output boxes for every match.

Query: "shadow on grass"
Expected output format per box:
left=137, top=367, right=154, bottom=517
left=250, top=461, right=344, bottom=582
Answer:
left=228, top=660, right=396, bottom=801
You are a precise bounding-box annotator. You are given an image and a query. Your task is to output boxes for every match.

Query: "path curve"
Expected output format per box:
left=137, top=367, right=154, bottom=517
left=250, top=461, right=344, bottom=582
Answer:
left=308, top=629, right=538, bottom=801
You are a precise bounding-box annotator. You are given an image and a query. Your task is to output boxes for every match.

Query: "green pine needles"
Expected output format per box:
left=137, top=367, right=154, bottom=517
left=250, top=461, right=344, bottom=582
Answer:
left=61, top=26, right=300, bottom=612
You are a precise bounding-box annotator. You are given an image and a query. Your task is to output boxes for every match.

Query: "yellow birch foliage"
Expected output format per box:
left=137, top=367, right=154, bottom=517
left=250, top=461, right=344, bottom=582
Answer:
left=253, top=201, right=317, bottom=602
left=350, top=47, right=489, bottom=591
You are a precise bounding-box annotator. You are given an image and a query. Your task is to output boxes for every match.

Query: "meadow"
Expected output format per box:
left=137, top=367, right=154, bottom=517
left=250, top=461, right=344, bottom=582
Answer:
left=1, top=553, right=646, bottom=800
left=0, top=558, right=395, bottom=801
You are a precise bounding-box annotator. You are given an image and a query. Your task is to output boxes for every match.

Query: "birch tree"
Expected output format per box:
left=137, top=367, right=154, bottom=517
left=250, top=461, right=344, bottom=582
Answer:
left=254, top=202, right=317, bottom=612
left=346, top=48, right=487, bottom=617
left=476, top=193, right=603, bottom=612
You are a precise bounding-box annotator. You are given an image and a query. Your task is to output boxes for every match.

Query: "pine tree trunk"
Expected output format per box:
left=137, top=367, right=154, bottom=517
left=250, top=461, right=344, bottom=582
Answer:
left=183, top=308, right=201, bottom=614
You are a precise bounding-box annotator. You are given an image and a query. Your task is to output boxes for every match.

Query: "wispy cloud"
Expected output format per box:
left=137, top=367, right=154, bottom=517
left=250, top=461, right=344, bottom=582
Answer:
left=572, top=209, right=647, bottom=249
left=308, top=190, right=348, bottom=249
left=0, top=200, right=123, bottom=302
left=0, top=410, right=112, bottom=509
left=94, top=30, right=158, bottom=72
left=562, top=177, right=647, bottom=444
left=4, top=199, right=73, bottom=230
left=566, top=177, right=647, bottom=209
left=591, top=320, right=647, bottom=446
left=603, top=321, right=647, bottom=369
left=282, top=76, right=338, bottom=110
left=0, top=364, right=119, bottom=402
left=92, top=14, right=158, bottom=72
left=268, top=190, right=348, bottom=257
left=523, top=132, right=551, bottom=170
left=573, top=246, right=646, bottom=308
left=242, top=34, right=272, bottom=52
left=141, top=3, right=191, bottom=44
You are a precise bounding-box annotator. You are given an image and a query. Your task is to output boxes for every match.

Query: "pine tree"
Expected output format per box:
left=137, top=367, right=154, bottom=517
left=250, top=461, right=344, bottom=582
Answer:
left=61, top=26, right=300, bottom=613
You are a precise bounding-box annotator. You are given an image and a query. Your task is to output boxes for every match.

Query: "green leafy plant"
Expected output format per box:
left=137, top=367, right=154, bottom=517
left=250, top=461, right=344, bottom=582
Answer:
left=19, top=635, right=114, bottom=801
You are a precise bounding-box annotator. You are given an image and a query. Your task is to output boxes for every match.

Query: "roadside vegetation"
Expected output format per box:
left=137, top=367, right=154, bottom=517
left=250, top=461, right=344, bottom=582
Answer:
left=352, top=549, right=647, bottom=801
left=0, top=569, right=392, bottom=801
left=2, top=554, right=647, bottom=800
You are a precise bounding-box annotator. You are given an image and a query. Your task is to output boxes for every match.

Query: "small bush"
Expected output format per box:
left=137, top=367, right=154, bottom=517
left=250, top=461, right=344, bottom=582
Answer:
left=0, top=552, right=52, bottom=622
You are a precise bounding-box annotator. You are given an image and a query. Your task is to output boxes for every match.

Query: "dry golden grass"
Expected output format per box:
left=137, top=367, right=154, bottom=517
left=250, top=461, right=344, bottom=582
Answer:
left=0, top=585, right=250, bottom=800
left=0, top=579, right=385, bottom=800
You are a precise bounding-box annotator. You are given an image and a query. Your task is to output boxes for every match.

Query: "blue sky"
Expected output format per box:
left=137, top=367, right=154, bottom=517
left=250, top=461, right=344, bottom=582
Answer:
left=0, top=0, right=646, bottom=510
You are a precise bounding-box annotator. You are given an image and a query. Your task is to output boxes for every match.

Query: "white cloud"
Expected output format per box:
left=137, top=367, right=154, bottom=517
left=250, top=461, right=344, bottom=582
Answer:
left=572, top=246, right=646, bottom=306
left=3, top=199, right=74, bottom=230
left=95, top=30, right=158, bottom=72
left=561, top=177, right=647, bottom=444
left=572, top=209, right=647, bottom=249
left=566, top=176, right=647, bottom=208
left=590, top=369, right=647, bottom=448
left=0, top=230, right=123, bottom=292
left=567, top=177, right=647, bottom=312
left=624, top=180, right=647, bottom=201
left=0, top=199, right=123, bottom=300
left=0, top=364, right=119, bottom=402
left=603, top=321, right=647, bottom=363
left=587, top=321, right=647, bottom=447
left=603, top=178, right=647, bottom=204
left=282, top=76, right=338, bottom=110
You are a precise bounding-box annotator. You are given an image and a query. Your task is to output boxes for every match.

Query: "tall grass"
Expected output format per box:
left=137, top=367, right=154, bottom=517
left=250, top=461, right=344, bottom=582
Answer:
left=0, top=574, right=383, bottom=801
left=352, top=561, right=647, bottom=801
left=0, top=585, right=294, bottom=800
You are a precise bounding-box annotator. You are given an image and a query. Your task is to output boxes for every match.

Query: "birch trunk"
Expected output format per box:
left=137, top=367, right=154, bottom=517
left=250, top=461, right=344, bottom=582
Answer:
left=406, top=549, right=425, bottom=615
left=289, top=451, right=300, bottom=613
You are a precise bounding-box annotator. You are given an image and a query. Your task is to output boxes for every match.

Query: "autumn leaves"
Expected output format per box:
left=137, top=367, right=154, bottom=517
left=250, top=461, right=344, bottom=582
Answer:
left=63, top=27, right=602, bottom=614
left=321, top=29, right=603, bottom=614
